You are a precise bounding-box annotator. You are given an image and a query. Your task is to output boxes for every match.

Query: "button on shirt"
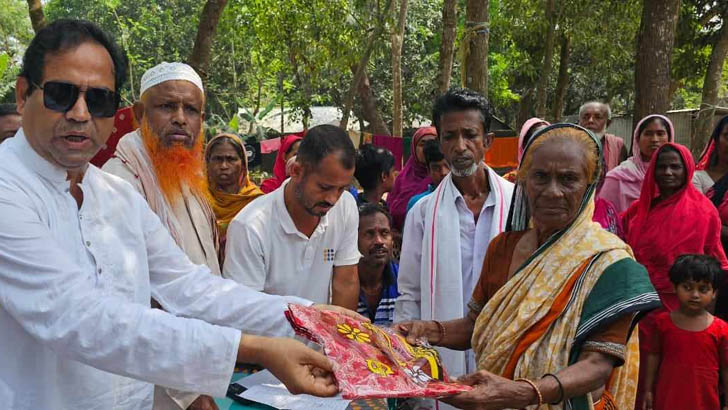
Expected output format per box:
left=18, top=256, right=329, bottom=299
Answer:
left=224, top=180, right=361, bottom=303
left=0, top=130, right=309, bottom=410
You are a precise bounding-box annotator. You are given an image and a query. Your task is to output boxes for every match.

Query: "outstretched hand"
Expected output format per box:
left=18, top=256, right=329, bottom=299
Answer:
left=441, top=370, right=535, bottom=410
left=392, top=320, right=436, bottom=345
left=238, top=335, right=339, bottom=397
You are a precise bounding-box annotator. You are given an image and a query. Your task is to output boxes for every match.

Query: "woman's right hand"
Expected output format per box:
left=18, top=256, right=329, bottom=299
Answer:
left=392, top=320, right=439, bottom=345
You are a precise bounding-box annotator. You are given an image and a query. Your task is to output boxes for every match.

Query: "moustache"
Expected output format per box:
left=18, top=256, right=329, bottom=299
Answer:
left=315, top=201, right=334, bottom=208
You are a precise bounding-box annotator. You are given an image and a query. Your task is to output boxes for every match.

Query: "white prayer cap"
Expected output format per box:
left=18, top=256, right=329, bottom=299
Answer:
left=139, top=62, right=204, bottom=97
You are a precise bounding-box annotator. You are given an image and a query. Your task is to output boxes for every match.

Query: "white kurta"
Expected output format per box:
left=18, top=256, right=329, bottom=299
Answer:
left=0, top=130, right=309, bottom=410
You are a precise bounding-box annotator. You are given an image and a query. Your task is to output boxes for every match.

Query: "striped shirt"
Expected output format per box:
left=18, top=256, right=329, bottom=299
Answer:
left=357, top=262, right=399, bottom=326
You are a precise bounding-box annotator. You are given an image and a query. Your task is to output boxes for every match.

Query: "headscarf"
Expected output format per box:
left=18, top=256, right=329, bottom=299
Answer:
left=598, top=114, right=675, bottom=213
left=517, top=117, right=550, bottom=163
left=474, top=124, right=658, bottom=410
left=206, top=133, right=264, bottom=236
left=622, top=142, right=728, bottom=302
left=388, top=126, right=437, bottom=230
left=698, top=116, right=728, bottom=208
left=260, top=132, right=304, bottom=194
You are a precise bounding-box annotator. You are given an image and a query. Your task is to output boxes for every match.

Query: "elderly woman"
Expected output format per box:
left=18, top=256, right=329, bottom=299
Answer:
left=599, top=115, right=674, bottom=214
left=395, top=124, right=660, bottom=410
left=205, top=133, right=264, bottom=260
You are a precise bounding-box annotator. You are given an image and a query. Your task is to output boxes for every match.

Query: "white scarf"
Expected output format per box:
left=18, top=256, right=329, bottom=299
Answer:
left=419, top=166, right=513, bottom=377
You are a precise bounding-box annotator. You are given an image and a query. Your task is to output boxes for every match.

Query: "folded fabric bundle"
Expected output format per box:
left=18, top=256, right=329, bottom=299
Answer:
left=285, top=304, right=470, bottom=399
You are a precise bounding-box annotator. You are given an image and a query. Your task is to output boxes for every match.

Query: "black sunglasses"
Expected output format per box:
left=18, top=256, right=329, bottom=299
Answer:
left=35, top=81, right=119, bottom=118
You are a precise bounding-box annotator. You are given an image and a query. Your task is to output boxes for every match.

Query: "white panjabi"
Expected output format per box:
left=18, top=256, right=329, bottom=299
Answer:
left=139, top=62, right=204, bottom=96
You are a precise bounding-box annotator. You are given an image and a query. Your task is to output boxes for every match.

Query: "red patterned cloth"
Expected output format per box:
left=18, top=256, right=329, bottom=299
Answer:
left=285, top=304, right=470, bottom=399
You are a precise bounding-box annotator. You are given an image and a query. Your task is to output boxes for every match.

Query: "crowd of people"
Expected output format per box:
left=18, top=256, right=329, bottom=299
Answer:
left=3, top=18, right=728, bottom=410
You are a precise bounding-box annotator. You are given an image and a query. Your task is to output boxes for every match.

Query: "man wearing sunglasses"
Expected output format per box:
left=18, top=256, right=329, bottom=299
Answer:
left=0, top=19, right=353, bottom=410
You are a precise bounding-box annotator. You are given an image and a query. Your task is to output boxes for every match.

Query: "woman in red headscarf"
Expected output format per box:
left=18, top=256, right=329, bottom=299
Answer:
left=388, top=127, right=438, bottom=230
left=260, top=133, right=304, bottom=194
left=622, top=143, right=728, bottom=408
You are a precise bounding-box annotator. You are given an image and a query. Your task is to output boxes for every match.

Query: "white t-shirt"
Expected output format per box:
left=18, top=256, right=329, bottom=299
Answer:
left=224, top=181, right=361, bottom=303
left=693, top=170, right=715, bottom=194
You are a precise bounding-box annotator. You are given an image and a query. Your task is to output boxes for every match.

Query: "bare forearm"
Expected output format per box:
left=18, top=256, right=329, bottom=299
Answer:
left=331, top=277, right=359, bottom=310
left=416, top=316, right=475, bottom=350
left=532, top=351, right=615, bottom=405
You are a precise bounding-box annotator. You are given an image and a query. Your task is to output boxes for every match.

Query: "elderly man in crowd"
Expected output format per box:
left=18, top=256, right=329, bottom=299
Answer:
left=104, top=62, right=220, bottom=280
left=356, top=203, right=399, bottom=326
left=224, top=124, right=360, bottom=310
left=103, top=61, right=224, bottom=409
left=579, top=101, right=628, bottom=172
left=0, top=19, right=351, bottom=410
left=0, top=103, right=22, bottom=144
left=395, top=88, right=514, bottom=391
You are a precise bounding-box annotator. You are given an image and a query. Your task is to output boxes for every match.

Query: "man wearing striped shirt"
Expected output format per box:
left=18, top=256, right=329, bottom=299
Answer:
left=356, top=203, right=399, bottom=325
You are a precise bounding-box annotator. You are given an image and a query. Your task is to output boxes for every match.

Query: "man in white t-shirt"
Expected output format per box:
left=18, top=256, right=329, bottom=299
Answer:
left=224, top=124, right=361, bottom=309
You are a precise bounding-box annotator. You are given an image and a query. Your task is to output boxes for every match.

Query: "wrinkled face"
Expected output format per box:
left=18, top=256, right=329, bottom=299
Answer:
left=428, top=159, right=450, bottom=186
left=675, top=279, right=715, bottom=314
left=525, top=139, right=589, bottom=234
left=415, top=133, right=437, bottom=163
left=716, top=124, right=728, bottom=165
left=579, top=105, right=608, bottom=135
left=439, top=110, right=491, bottom=177
left=0, top=114, right=22, bottom=144
left=291, top=153, right=354, bottom=217
left=638, top=119, right=669, bottom=159
left=207, top=140, right=244, bottom=189
left=285, top=140, right=301, bottom=162
left=358, top=212, right=393, bottom=266
left=138, top=80, right=204, bottom=148
left=16, top=42, right=116, bottom=170
left=654, top=149, right=686, bottom=197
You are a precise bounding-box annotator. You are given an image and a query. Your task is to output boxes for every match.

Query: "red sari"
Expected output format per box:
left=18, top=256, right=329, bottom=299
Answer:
left=260, top=133, right=303, bottom=193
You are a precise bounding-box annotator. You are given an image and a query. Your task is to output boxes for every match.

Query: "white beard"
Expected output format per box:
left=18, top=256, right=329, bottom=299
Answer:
left=450, top=161, right=478, bottom=177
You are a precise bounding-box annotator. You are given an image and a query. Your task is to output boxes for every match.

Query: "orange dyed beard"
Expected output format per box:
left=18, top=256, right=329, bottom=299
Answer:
left=140, top=118, right=208, bottom=203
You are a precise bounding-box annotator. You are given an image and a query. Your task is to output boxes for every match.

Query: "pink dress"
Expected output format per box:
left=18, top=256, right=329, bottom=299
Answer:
left=647, top=311, right=728, bottom=410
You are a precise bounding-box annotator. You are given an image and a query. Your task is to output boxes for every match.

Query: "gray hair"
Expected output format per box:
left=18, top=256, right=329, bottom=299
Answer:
left=579, top=101, right=611, bottom=120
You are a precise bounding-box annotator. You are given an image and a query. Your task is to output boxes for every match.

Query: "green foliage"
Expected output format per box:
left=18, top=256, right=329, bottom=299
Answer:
left=0, top=0, right=33, bottom=102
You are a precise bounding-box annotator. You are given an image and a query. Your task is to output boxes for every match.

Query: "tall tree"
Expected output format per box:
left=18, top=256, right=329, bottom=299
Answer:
left=551, top=32, right=570, bottom=122
left=26, top=0, right=45, bottom=33
left=355, top=66, right=391, bottom=134
left=692, top=6, right=728, bottom=154
left=188, top=0, right=228, bottom=79
left=391, top=0, right=409, bottom=137
left=534, top=0, right=557, bottom=119
left=463, top=0, right=489, bottom=95
left=436, top=0, right=457, bottom=95
left=633, top=0, right=682, bottom=127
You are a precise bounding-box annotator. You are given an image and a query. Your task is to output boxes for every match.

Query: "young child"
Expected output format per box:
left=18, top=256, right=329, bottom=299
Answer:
left=642, top=254, right=728, bottom=410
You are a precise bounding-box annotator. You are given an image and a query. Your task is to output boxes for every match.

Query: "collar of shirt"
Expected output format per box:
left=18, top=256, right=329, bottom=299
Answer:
left=453, top=183, right=497, bottom=217
left=12, top=128, right=89, bottom=189
left=274, top=179, right=329, bottom=238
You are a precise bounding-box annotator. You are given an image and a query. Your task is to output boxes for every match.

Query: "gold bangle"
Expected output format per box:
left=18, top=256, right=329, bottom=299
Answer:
left=432, top=320, right=446, bottom=345
left=514, top=377, right=543, bottom=408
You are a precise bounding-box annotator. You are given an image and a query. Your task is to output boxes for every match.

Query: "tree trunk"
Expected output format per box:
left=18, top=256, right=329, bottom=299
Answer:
left=551, top=33, right=570, bottom=122
left=26, top=0, right=46, bottom=33
left=436, top=0, right=458, bottom=95
left=633, top=0, right=681, bottom=129
left=534, top=0, right=557, bottom=119
left=692, top=7, right=728, bottom=155
left=354, top=66, right=391, bottom=135
left=340, top=0, right=394, bottom=130
left=392, top=0, right=409, bottom=137
left=517, top=88, right=534, bottom=130
left=463, top=0, right=489, bottom=95
left=188, top=0, right=228, bottom=79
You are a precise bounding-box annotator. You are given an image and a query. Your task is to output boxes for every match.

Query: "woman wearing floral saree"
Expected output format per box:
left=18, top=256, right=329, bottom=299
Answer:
left=395, top=124, right=660, bottom=409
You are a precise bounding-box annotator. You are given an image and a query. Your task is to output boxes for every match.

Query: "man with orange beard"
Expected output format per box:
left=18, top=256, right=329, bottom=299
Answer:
left=103, top=62, right=220, bottom=410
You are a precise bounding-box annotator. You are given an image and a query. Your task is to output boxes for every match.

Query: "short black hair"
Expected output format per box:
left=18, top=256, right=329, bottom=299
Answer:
left=20, top=19, right=128, bottom=97
left=433, top=88, right=494, bottom=136
left=296, top=124, right=356, bottom=170
left=358, top=202, right=392, bottom=227
left=0, top=103, right=19, bottom=117
left=669, top=254, right=724, bottom=289
left=354, top=144, right=395, bottom=190
left=423, top=139, right=445, bottom=167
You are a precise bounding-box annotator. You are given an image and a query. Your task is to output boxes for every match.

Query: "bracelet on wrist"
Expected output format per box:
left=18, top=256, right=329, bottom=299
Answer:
left=542, top=373, right=564, bottom=404
left=432, top=320, right=446, bottom=345
left=514, top=377, right=543, bottom=409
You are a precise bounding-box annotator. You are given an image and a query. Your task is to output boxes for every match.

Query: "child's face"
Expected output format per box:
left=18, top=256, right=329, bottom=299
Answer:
left=674, top=279, right=716, bottom=313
